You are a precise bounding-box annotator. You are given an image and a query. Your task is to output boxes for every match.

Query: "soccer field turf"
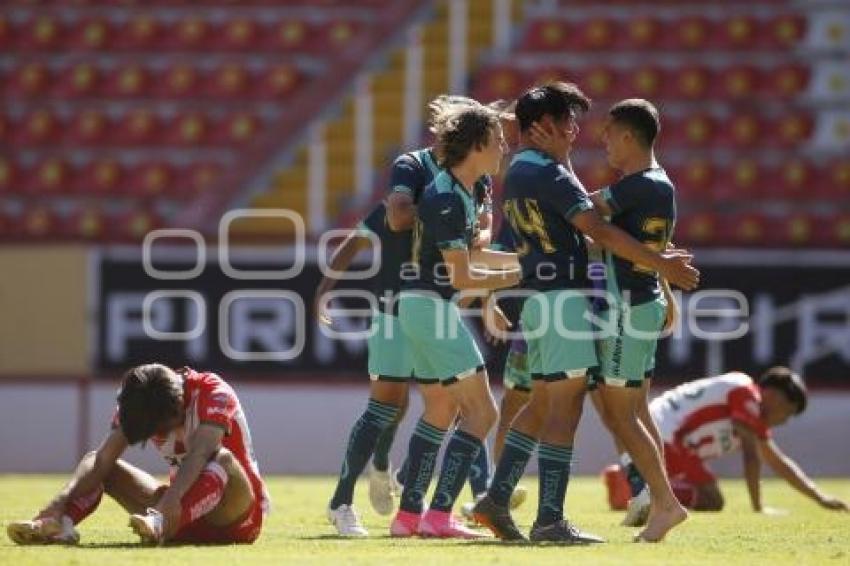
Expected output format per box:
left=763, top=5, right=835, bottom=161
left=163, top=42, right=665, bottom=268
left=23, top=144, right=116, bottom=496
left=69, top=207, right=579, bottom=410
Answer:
left=1, top=476, right=848, bottom=565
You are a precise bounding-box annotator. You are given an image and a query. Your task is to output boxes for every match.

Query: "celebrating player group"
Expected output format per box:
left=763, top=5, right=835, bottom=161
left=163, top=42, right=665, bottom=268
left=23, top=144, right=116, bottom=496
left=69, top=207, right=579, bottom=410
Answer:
left=8, top=80, right=846, bottom=548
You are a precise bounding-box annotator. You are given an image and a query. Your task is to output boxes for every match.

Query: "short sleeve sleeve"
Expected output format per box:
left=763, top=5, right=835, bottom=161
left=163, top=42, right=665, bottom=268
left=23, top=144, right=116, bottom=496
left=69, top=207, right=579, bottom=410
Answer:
left=728, top=385, right=770, bottom=440
left=601, top=178, right=641, bottom=215
left=196, top=378, right=238, bottom=434
left=431, top=194, right=469, bottom=251
left=389, top=153, right=426, bottom=197
left=541, top=163, right=593, bottom=221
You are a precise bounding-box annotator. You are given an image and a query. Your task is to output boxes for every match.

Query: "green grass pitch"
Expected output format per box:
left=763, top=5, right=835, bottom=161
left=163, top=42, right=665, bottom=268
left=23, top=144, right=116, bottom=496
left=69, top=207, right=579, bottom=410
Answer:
left=2, top=475, right=848, bottom=565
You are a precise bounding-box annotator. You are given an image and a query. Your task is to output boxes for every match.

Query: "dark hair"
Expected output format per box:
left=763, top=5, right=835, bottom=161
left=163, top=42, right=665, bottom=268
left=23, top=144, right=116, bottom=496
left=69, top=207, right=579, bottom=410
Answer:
left=430, top=102, right=501, bottom=169
left=515, top=81, right=591, bottom=132
left=758, top=366, right=807, bottom=415
left=609, top=98, right=660, bottom=148
left=117, top=364, right=184, bottom=444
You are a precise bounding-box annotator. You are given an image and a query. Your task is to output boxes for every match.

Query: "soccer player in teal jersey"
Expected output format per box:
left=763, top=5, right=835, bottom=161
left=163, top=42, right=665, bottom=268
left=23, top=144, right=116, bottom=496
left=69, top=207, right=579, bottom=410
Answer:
left=472, top=83, right=699, bottom=543
left=587, top=99, right=689, bottom=542
left=320, top=97, right=499, bottom=537
left=389, top=102, right=522, bottom=539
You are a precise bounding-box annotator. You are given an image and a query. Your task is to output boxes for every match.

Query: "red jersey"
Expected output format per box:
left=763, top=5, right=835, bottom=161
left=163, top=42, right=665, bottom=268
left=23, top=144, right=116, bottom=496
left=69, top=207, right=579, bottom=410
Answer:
left=650, top=372, right=770, bottom=461
left=114, top=368, right=270, bottom=513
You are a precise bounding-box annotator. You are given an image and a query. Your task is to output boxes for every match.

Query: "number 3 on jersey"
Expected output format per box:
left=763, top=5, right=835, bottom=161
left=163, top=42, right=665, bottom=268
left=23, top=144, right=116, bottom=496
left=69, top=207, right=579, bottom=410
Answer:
left=503, top=198, right=556, bottom=256
left=634, top=217, right=673, bottom=274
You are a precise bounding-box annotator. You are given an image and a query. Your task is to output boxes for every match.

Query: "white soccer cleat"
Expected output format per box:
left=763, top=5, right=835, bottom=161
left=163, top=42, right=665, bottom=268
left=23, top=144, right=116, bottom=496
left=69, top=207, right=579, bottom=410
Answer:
left=129, top=508, right=165, bottom=545
left=622, top=487, right=651, bottom=527
left=327, top=504, right=369, bottom=537
left=6, top=516, right=79, bottom=545
left=368, top=463, right=396, bottom=516
left=509, top=485, right=529, bottom=510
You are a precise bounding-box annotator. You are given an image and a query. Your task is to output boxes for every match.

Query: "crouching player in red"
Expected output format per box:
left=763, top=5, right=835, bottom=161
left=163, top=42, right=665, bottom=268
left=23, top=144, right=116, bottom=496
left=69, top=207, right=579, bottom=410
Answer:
left=7, top=364, right=270, bottom=546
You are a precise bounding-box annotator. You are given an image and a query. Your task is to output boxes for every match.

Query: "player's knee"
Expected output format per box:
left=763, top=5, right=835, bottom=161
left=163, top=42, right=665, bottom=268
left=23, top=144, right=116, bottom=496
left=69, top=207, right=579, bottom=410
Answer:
left=213, top=448, right=239, bottom=474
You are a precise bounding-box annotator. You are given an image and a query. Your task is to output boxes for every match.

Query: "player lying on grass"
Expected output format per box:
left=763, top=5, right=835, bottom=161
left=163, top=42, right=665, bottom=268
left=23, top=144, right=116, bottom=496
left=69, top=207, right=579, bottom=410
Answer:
left=7, top=364, right=269, bottom=546
left=601, top=367, right=848, bottom=524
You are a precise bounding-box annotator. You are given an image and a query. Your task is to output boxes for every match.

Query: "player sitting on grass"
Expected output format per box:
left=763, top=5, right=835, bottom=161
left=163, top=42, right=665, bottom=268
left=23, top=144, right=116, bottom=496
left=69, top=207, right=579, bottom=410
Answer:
left=602, top=367, right=849, bottom=522
left=7, top=364, right=269, bottom=546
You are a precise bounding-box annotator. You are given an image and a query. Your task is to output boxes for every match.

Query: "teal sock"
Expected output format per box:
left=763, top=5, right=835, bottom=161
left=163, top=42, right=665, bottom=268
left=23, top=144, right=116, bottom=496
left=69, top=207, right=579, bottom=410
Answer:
left=372, top=423, right=398, bottom=472
left=330, top=399, right=399, bottom=509
left=430, top=430, right=482, bottom=512
left=399, top=419, right=447, bottom=514
left=488, top=429, right=537, bottom=507
left=536, top=443, right=573, bottom=526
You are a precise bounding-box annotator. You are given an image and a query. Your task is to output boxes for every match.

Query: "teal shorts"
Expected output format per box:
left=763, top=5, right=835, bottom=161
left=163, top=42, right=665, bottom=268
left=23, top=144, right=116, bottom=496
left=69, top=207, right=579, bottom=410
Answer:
left=521, top=289, right=598, bottom=381
left=503, top=335, right=531, bottom=393
left=367, top=311, right=416, bottom=382
left=594, top=296, right=666, bottom=387
left=398, top=292, right=485, bottom=384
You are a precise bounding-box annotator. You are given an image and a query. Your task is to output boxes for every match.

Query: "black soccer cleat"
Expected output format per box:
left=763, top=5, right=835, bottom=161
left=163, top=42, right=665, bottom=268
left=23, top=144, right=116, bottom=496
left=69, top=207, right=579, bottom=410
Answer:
left=471, top=495, right=527, bottom=542
left=529, top=519, right=605, bottom=544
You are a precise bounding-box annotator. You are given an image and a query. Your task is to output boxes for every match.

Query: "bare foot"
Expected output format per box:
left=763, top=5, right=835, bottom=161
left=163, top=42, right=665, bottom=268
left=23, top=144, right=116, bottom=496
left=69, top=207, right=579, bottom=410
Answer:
left=634, top=504, right=688, bottom=542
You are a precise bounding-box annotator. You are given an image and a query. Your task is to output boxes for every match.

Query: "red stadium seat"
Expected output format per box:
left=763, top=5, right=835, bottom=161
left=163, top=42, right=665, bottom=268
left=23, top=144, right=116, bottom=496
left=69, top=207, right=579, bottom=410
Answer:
left=672, top=16, right=713, bottom=50
left=157, top=64, right=203, bottom=99
left=676, top=211, right=720, bottom=246
left=213, top=112, right=262, bottom=146
left=54, top=62, right=102, bottom=98
left=104, top=64, right=151, bottom=97
left=0, top=112, right=9, bottom=146
left=18, top=15, right=64, bottom=50
left=63, top=206, right=107, bottom=240
left=26, top=158, right=73, bottom=195
left=19, top=205, right=60, bottom=239
left=127, top=162, right=175, bottom=197
left=724, top=212, right=771, bottom=246
left=218, top=18, right=262, bottom=51
left=0, top=15, right=14, bottom=50
left=165, top=112, right=211, bottom=146
left=113, top=15, right=161, bottom=49
left=776, top=213, right=819, bottom=247
left=716, top=15, right=760, bottom=50
left=0, top=157, right=18, bottom=194
left=830, top=160, right=850, bottom=200
left=718, top=113, right=763, bottom=148
left=165, top=17, right=212, bottom=50
left=266, top=20, right=311, bottom=52
left=714, top=158, right=765, bottom=202
left=667, top=113, right=717, bottom=148
left=770, top=112, right=814, bottom=147
left=581, top=67, right=619, bottom=100
left=321, top=21, right=360, bottom=52
left=673, top=159, right=717, bottom=198
left=522, top=20, right=570, bottom=51
left=108, top=208, right=162, bottom=241
left=256, top=65, right=302, bottom=99
left=719, top=66, right=763, bottom=100
left=114, top=109, right=163, bottom=145
left=766, top=14, right=806, bottom=49
left=774, top=158, right=812, bottom=200
left=180, top=162, right=223, bottom=196
left=674, top=67, right=712, bottom=100
left=628, top=67, right=667, bottom=99
left=207, top=64, right=254, bottom=98
left=828, top=214, right=850, bottom=247
left=475, top=66, right=526, bottom=101
left=771, top=64, right=810, bottom=98
left=76, top=159, right=124, bottom=195
left=621, top=16, right=664, bottom=49
left=8, top=63, right=52, bottom=97
left=68, top=18, right=112, bottom=50
left=577, top=18, right=617, bottom=51
left=67, top=109, right=111, bottom=145
left=14, top=109, right=62, bottom=146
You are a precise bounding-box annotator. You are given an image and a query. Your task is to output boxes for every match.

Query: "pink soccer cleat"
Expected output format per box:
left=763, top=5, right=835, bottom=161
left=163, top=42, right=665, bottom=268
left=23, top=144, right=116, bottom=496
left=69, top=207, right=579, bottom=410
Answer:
left=389, top=509, right=421, bottom=538
left=418, top=509, right=491, bottom=539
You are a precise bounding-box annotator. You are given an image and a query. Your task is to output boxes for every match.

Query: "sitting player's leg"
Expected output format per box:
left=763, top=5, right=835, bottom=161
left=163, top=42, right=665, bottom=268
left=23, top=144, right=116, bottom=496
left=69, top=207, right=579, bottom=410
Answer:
left=153, top=447, right=260, bottom=544
left=7, top=453, right=165, bottom=545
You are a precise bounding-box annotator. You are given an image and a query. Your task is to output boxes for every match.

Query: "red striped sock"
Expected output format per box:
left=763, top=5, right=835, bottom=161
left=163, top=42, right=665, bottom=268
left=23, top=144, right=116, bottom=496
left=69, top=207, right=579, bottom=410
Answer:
left=179, top=462, right=228, bottom=528
left=65, top=486, right=104, bottom=525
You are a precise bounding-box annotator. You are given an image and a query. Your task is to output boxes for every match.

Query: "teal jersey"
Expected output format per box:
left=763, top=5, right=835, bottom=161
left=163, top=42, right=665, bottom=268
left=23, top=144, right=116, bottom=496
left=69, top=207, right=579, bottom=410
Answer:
left=600, top=166, right=676, bottom=305
left=404, top=170, right=479, bottom=300
left=501, top=148, right=594, bottom=292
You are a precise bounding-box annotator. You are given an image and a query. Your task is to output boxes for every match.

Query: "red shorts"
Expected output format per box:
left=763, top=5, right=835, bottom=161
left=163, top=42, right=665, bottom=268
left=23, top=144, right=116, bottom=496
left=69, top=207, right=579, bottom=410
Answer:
left=663, top=442, right=715, bottom=486
left=173, top=500, right=264, bottom=544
